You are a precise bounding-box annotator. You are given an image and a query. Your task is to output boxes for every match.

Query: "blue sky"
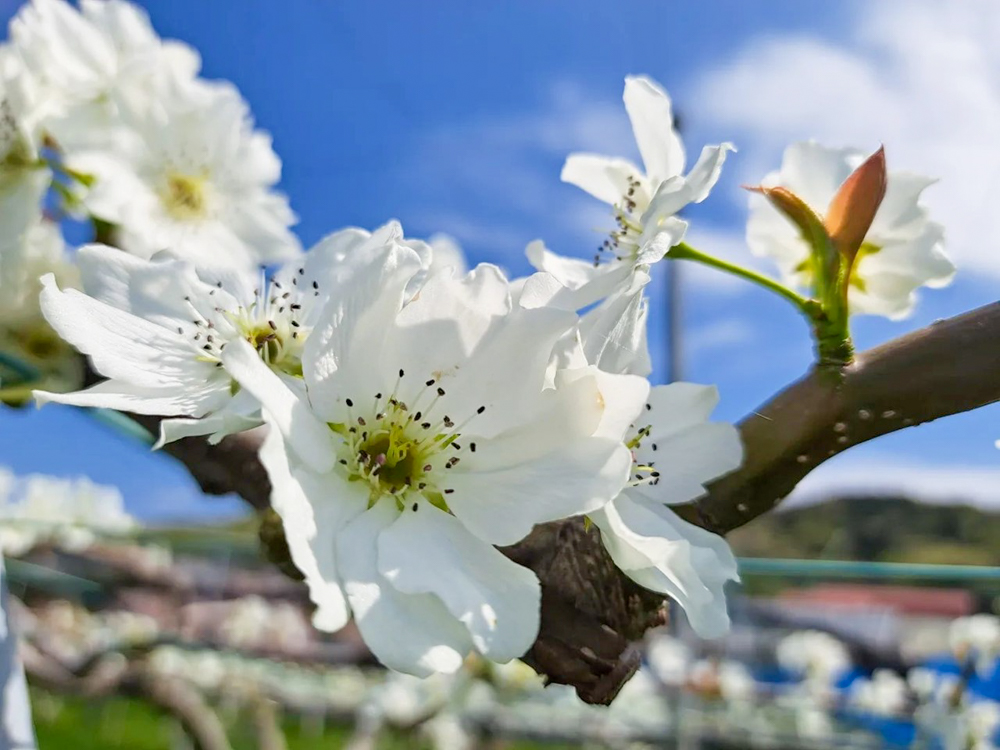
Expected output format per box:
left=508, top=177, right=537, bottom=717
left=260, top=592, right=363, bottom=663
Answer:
left=2, top=0, right=1000, bottom=522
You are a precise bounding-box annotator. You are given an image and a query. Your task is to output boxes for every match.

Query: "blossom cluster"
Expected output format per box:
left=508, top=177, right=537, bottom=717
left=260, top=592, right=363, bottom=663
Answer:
left=0, top=466, right=135, bottom=555
left=0, top=0, right=959, bottom=682
left=0, top=0, right=298, bottom=400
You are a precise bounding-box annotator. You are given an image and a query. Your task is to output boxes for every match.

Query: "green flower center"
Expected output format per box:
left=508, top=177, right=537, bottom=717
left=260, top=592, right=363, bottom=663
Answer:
left=161, top=172, right=209, bottom=220
left=331, top=375, right=487, bottom=511
left=241, top=322, right=303, bottom=377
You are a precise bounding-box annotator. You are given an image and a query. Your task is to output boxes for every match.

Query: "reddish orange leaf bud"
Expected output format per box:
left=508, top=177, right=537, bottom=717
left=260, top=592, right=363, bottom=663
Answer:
left=824, top=146, right=887, bottom=262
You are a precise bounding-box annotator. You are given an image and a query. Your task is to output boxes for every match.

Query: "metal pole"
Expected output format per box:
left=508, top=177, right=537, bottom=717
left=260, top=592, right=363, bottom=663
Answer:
left=666, top=260, right=683, bottom=383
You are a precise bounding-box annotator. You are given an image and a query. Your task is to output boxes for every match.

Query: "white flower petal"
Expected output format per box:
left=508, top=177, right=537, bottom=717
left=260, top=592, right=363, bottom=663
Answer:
left=328, top=359, right=642, bottom=554
left=221, top=338, right=336, bottom=473
left=525, top=241, right=634, bottom=310
left=155, top=391, right=262, bottom=447
left=259, top=423, right=364, bottom=632
left=632, top=421, right=743, bottom=506
left=302, top=242, right=424, bottom=417
left=339, top=500, right=472, bottom=676
left=643, top=383, right=722, bottom=441
left=38, top=274, right=214, bottom=390
left=578, top=269, right=652, bottom=376
left=868, top=172, right=937, bottom=241
left=377, top=504, right=540, bottom=662
left=641, top=144, right=734, bottom=220
left=447, top=435, right=632, bottom=546
left=35, top=379, right=227, bottom=417
left=560, top=153, right=644, bottom=205
left=525, top=240, right=604, bottom=290
left=593, top=493, right=738, bottom=638
left=779, top=140, right=860, bottom=211
left=623, top=75, right=686, bottom=183
left=390, top=263, right=511, bottom=382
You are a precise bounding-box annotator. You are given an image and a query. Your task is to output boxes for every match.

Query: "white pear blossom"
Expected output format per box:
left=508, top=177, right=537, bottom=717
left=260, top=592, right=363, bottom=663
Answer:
left=529, top=75, right=733, bottom=308
left=34, top=225, right=405, bottom=444
left=589, top=383, right=742, bottom=638
left=8, top=0, right=200, bottom=151
left=65, top=77, right=300, bottom=269
left=747, top=140, right=955, bottom=319
left=233, top=243, right=645, bottom=675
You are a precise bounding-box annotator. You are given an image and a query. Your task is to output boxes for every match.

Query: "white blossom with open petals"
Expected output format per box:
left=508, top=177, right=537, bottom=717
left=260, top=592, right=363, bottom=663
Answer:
left=235, top=244, right=644, bottom=675
left=33, top=224, right=406, bottom=444
left=747, top=141, right=955, bottom=320
left=589, top=382, right=742, bottom=638
left=529, top=76, right=733, bottom=308
left=68, top=77, right=299, bottom=269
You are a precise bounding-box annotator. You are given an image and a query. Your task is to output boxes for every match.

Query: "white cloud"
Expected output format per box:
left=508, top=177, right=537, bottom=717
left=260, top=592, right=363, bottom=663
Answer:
left=402, top=81, right=635, bottom=252
left=786, top=452, right=1000, bottom=511
left=693, top=0, right=1000, bottom=279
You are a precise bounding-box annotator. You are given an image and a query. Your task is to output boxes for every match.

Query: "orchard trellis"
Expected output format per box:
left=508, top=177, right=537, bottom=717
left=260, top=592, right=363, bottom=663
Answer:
left=0, top=0, right=995, bottom=724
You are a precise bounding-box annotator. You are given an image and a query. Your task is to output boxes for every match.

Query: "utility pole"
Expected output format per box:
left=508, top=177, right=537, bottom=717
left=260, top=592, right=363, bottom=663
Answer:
left=666, top=259, right=683, bottom=383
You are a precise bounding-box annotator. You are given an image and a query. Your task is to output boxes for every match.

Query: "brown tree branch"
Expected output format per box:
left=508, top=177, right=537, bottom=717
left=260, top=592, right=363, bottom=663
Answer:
left=696, top=300, right=1000, bottom=534
left=84, top=301, right=1000, bottom=704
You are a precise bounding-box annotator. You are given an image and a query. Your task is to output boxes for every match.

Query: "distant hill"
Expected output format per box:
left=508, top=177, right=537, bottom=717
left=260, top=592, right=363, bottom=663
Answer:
left=727, top=495, right=1000, bottom=566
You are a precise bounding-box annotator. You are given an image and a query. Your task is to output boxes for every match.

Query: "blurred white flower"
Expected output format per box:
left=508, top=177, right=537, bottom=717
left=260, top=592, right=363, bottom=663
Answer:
left=421, top=712, right=473, bottom=750
left=9, top=0, right=199, bottom=151
left=590, top=383, right=742, bottom=638
left=0, top=49, right=49, bottom=246
left=363, top=671, right=453, bottom=726
left=849, top=668, right=909, bottom=717
left=219, top=595, right=309, bottom=651
left=530, top=75, right=733, bottom=308
left=747, top=140, right=954, bottom=319
left=718, top=660, right=756, bottom=704
left=240, top=244, right=643, bottom=675
left=0, top=471, right=134, bottom=555
left=70, top=78, right=300, bottom=269
left=964, top=700, right=1000, bottom=750
left=645, top=633, right=691, bottom=687
left=0, top=214, right=82, bottom=397
left=777, top=630, right=851, bottom=694
left=950, top=614, right=1000, bottom=678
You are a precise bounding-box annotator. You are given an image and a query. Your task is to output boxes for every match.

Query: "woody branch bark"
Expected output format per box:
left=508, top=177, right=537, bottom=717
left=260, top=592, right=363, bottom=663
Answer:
left=108, top=299, right=1000, bottom=704
left=695, top=299, right=1000, bottom=534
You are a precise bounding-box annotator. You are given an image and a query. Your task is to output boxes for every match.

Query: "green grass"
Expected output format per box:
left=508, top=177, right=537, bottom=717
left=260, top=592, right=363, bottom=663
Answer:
left=30, top=688, right=575, bottom=749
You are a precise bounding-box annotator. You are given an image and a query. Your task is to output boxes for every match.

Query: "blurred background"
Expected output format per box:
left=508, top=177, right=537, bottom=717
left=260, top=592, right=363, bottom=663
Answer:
left=1, top=1, right=999, bottom=748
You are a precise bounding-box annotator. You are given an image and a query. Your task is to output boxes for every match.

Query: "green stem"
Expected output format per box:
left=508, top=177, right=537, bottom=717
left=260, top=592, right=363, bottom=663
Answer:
left=0, top=384, right=37, bottom=404
left=667, top=242, right=854, bottom=367
left=667, top=242, right=816, bottom=315
left=0, top=351, right=40, bottom=381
